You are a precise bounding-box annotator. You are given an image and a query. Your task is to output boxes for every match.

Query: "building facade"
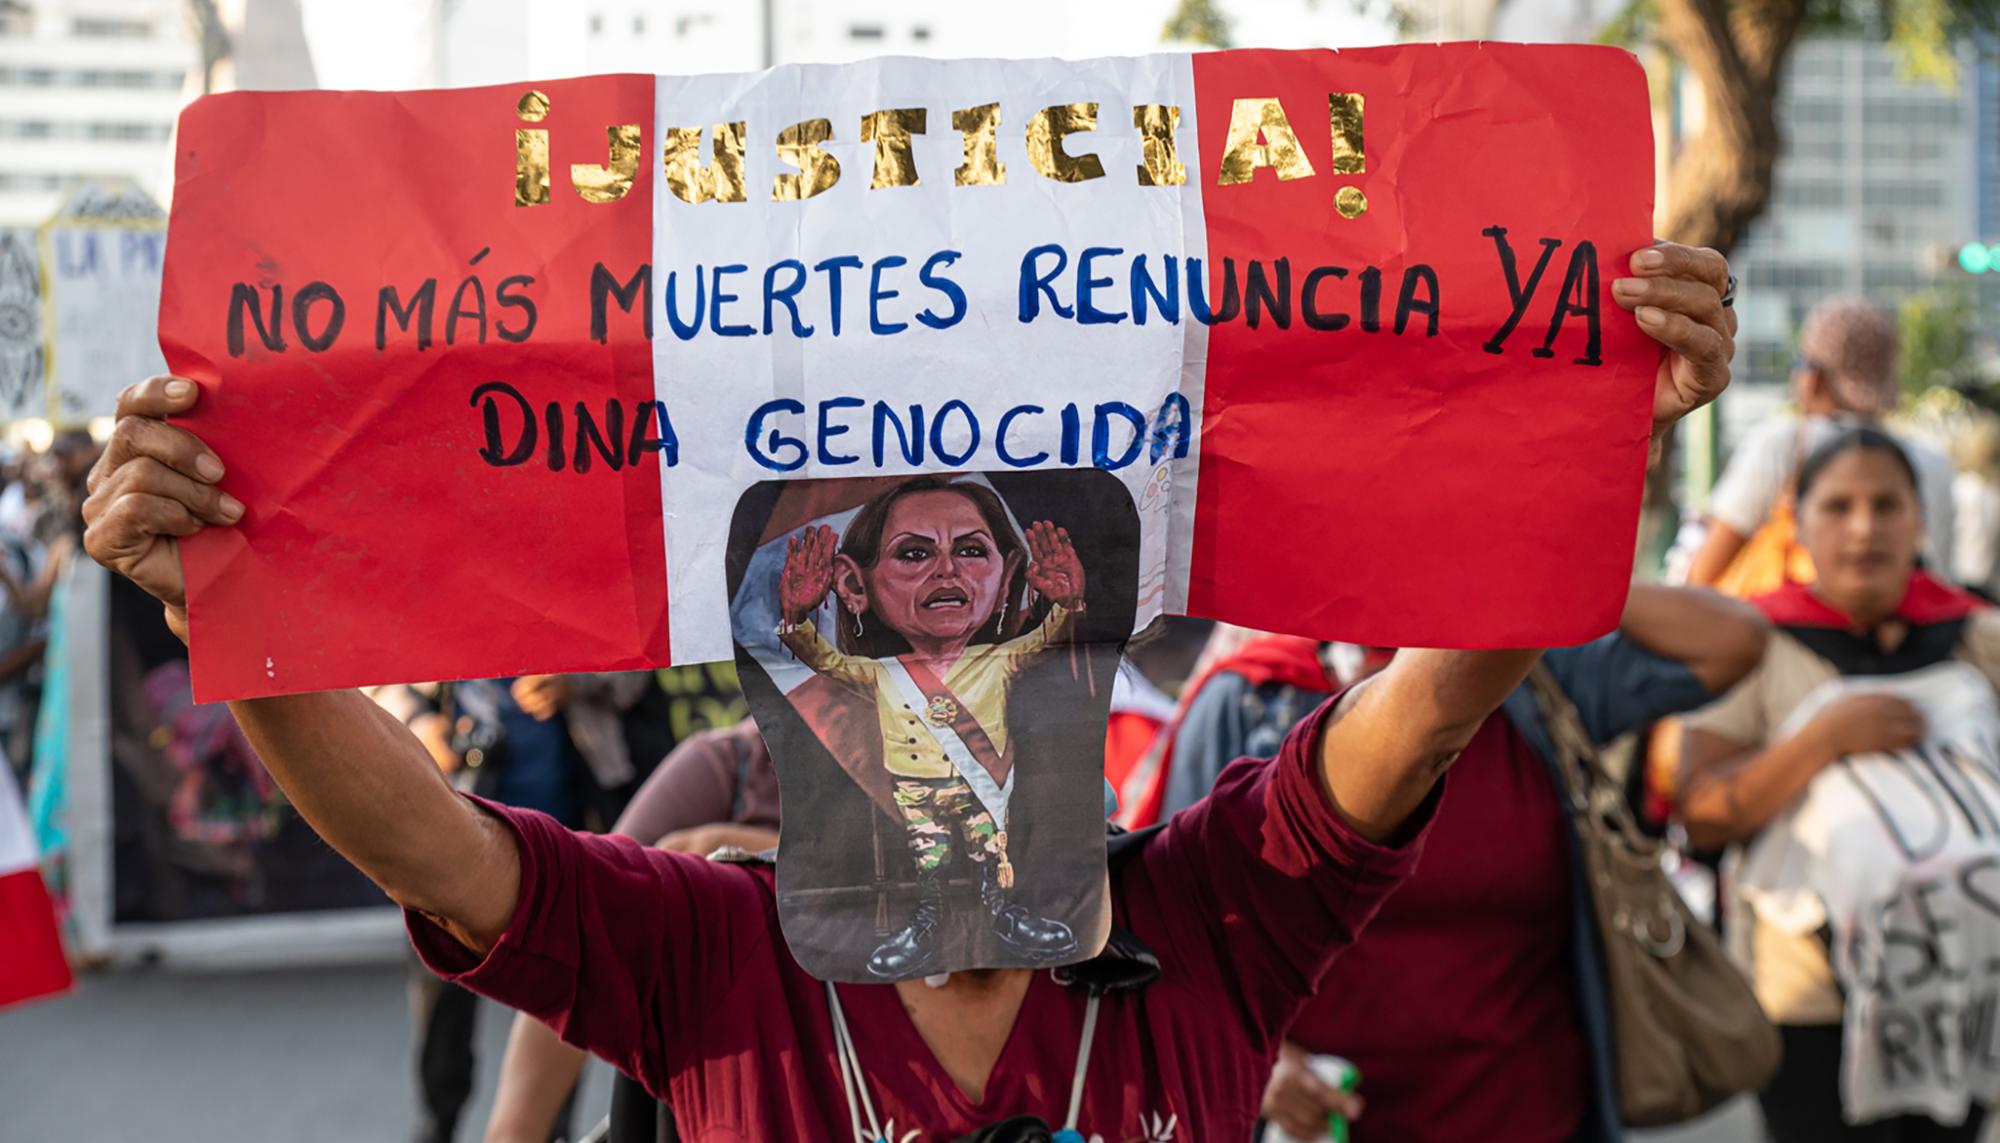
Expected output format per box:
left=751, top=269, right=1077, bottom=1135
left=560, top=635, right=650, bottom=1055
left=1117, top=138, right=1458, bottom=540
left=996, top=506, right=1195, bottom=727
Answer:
left=419, top=0, right=1390, bottom=90
left=1730, top=38, right=1998, bottom=387
left=432, top=0, right=1075, bottom=89
left=0, top=0, right=191, bottom=224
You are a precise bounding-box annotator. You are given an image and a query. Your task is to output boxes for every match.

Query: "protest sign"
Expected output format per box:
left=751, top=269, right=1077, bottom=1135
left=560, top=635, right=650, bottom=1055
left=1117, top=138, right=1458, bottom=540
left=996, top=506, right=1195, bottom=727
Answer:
left=1739, top=664, right=2000, bottom=1125
left=731, top=470, right=1133, bottom=979
left=0, top=755, right=70, bottom=1009
left=0, top=227, right=42, bottom=422
left=159, top=44, right=1659, bottom=702
left=45, top=182, right=168, bottom=422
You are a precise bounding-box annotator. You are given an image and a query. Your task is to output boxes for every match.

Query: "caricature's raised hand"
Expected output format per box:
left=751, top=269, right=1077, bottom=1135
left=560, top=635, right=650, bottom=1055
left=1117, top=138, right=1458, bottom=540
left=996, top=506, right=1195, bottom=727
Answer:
left=1025, top=521, right=1086, bottom=610
left=779, top=524, right=838, bottom=626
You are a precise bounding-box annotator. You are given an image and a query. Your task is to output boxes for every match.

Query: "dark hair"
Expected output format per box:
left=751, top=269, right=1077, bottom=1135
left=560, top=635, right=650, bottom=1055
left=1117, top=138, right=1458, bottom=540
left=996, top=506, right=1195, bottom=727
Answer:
left=1794, top=427, right=1920, bottom=508
left=833, top=476, right=1031, bottom=656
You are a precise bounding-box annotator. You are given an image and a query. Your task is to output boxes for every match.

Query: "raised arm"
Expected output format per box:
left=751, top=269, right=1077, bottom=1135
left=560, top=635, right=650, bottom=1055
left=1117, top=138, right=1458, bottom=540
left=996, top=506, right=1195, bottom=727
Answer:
left=1687, top=419, right=1793, bottom=586
left=486, top=722, right=771, bottom=1143
left=1617, top=583, right=1767, bottom=692
left=777, top=618, right=880, bottom=685
left=82, top=377, right=521, bottom=953
left=1324, top=240, right=1737, bottom=843
left=232, top=691, right=521, bottom=948
left=1686, top=521, right=1750, bottom=587
left=1317, top=647, right=1544, bottom=842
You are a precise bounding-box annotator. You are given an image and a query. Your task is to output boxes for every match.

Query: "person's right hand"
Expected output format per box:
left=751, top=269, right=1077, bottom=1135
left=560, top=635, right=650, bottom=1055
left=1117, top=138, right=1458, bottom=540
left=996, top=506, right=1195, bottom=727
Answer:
left=81, top=377, right=241, bottom=640
left=779, top=523, right=837, bottom=627
left=1260, top=1043, right=1363, bottom=1141
left=1808, top=692, right=1927, bottom=758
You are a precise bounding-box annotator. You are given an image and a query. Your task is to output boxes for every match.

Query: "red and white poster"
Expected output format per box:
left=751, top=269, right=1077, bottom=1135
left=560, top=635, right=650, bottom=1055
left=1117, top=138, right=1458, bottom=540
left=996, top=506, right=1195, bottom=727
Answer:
left=0, top=759, right=71, bottom=1009
left=158, top=45, right=1656, bottom=701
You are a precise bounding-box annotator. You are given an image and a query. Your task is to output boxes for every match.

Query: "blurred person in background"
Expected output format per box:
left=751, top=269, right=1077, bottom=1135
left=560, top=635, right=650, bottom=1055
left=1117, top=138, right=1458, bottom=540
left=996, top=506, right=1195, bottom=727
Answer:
left=484, top=718, right=778, bottom=1143
left=1686, top=297, right=1955, bottom=593
left=1152, top=636, right=1370, bottom=824
left=0, top=442, right=31, bottom=540
left=1155, top=588, right=1767, bottom=1143
left=1680, top=428, right=2000, bottom=1142
left=38, top=430, right=97, bottom=545
left=372, top=671, right=679, bottom=1143
left=1112, top=621, right=1310, bottom=828
left=0, top=530, right=55, bottom=782
left=1950, top=414, right=2000, bottom=600
left=1100, top=657, right=1179, bottom=806
left=0, top=433, right=92, bottom=779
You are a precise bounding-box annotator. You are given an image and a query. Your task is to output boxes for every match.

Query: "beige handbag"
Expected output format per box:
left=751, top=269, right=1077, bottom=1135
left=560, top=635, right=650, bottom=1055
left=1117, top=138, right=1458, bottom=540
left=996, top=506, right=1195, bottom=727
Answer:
left=1527, top=665, right=1782, bottom=1127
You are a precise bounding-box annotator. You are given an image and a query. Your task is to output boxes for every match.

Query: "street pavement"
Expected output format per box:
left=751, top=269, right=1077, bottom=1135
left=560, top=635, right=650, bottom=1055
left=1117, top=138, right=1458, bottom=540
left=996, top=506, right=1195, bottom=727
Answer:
left=0, top=959, right=1760, bottom=1142
left=0, top=961, right=613, bottom=1143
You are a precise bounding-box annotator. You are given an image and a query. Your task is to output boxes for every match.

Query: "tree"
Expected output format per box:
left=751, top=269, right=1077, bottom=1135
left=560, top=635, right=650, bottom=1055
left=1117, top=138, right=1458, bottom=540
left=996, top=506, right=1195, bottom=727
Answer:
left=1627, top=0, right=1998, bottom=254
left=1899, top=285, right=1990, bottom=398
left=1585, top=0, right=1990, bottom=559
left=1163, top=0, right=1236, bottom=47
left=1183, top=0, right=1996, bottom=254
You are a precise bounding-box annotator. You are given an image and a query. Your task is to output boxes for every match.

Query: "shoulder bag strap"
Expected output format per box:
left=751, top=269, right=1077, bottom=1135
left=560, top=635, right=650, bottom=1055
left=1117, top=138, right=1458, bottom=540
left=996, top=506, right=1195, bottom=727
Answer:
left=1525, top=663, right=1653, bottom=849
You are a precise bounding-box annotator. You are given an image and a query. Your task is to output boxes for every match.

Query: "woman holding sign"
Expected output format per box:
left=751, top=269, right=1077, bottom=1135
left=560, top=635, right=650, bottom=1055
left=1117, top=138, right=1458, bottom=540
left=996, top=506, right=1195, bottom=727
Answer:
left=1681, top=428, right=2000, bottom=1142
left=81, top=243, right=1733, bottom=1143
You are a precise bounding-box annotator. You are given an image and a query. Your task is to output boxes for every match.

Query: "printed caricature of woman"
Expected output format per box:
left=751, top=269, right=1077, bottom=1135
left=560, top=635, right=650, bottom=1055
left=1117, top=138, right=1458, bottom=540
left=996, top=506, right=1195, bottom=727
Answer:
left=775, top=476, right=1086, bottom=979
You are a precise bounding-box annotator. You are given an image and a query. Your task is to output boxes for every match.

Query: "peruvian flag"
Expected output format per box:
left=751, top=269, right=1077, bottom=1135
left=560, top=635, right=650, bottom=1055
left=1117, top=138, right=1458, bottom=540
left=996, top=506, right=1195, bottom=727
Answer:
left=0, top=760, right=72, bottom=1009
left=161, top=44, right=1655, bottom=702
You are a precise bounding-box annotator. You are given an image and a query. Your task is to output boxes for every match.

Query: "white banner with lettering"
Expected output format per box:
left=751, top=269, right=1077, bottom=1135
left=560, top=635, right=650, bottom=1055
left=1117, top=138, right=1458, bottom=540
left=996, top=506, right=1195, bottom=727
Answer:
left=1736, top=662, right=2000, bottom=1125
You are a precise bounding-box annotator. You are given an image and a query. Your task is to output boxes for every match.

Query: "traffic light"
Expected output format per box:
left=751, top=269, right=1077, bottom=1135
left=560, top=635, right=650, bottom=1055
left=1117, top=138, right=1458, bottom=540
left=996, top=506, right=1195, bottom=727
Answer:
left=1960, top=242, right=1999, bottom=274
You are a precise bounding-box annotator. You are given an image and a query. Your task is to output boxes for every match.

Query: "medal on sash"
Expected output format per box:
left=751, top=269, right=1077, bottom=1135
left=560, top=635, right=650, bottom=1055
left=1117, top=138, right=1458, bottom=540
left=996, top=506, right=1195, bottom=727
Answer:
left=925, top=694, right=959, bottom=728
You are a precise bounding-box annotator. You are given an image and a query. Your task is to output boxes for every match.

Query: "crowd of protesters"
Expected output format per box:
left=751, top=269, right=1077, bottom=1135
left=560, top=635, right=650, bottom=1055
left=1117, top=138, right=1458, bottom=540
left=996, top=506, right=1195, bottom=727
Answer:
left=0, top=429, right=99, bottom=784
left=64, top=252, right=2000, bottom=1143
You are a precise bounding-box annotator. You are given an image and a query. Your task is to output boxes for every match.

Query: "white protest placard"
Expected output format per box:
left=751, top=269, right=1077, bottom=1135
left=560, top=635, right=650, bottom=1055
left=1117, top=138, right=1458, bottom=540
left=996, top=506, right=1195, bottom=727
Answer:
left=0, top=227, right=41, bottom=421
left=42, top=182, right=168, bottom=422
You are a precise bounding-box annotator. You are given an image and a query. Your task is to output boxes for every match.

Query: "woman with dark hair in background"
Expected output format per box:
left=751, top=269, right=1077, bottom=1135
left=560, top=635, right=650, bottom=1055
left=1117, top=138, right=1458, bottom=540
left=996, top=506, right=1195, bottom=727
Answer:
left=1154, top=586, right=1768, bottom=1142
left=1682, top=428, right=2000, bottom=1142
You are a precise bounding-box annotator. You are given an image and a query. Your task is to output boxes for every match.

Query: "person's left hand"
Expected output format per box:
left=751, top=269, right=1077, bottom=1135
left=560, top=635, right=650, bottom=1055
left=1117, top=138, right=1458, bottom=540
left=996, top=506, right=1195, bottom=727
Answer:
left=1024, top=520, right=1086, bottom=610
left=1613, top=241, right=1736, bottom=453
left=511, top=674, right=572, bottom=721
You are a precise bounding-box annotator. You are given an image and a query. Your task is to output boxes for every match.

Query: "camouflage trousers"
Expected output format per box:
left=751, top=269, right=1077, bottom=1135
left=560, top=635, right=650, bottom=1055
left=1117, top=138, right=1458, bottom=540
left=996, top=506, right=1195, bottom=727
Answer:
left=893, top=776, right=1004, bottom=874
